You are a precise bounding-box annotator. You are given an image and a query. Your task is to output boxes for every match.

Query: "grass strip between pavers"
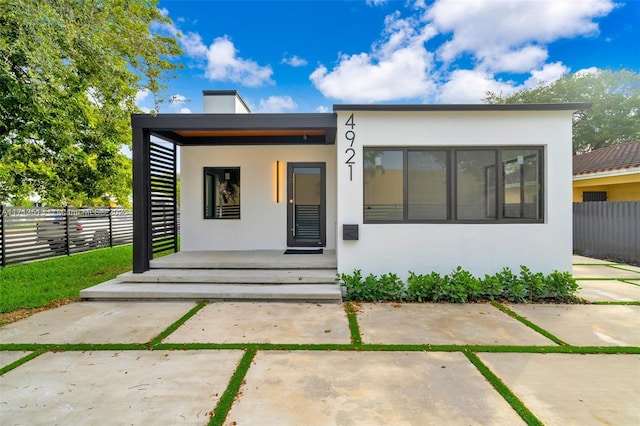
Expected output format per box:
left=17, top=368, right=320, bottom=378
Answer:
left=4, top=343, right=635, bottom=353
left=491, top=302, right=569, bottom=346
left=209, top=348, right=257, bottom=426
left=148, top=301, right=208, bottom=347
left=464, top=351, right=543, bottom=426
left=609, top=265, right=640, bottom=273
left=0, top=349, right=47, bottom=375
left=0, top=343, right=149, bottom=352
left=101, top=342, right=640, bottom=354
left=591, top=301, right=640, bottom=305
left=619, top=279, right=640, bottom=287
left=344, top=302, right=362, bottom=345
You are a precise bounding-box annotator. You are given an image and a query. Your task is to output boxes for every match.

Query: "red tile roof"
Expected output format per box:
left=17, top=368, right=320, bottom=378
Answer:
left=573, top=141, right=640, bottom=175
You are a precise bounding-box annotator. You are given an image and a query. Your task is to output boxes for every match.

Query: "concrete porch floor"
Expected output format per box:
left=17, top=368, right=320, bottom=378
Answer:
left=150, top=249, right=337, bottom=269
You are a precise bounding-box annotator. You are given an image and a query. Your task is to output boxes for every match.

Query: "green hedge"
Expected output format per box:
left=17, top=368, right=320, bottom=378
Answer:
left=339, top=266, right=579, bottom=303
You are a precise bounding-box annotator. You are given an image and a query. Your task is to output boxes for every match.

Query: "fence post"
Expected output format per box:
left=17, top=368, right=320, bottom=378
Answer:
left=109, top=206, right=114, bottom=248
left=65, top=205, right=70, bottom=256
left=1, top=205, right=6, bottom=267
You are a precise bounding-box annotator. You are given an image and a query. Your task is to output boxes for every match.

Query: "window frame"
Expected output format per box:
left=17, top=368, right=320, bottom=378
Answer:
left=203, top=167, right=241, bottom=220
left=362, top=146, right=544, bottom=224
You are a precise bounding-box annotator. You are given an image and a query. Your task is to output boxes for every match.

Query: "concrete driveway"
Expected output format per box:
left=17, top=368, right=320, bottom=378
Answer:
left=1, top=256, right=639, bottom=425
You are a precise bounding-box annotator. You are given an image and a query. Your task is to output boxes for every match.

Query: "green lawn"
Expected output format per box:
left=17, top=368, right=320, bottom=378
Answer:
left=0, top=245, right=133, bottom=314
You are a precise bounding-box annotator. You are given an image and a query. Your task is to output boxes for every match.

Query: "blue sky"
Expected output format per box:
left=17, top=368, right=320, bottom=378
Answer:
left=135, top=0, right=640, bottom=114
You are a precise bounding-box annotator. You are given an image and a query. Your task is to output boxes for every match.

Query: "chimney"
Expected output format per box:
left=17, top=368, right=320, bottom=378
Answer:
left=202, top=90, right=250, bottom=113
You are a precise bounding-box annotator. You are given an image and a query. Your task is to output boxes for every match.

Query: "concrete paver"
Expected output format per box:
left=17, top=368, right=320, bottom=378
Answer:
left=572, top=255, right=616, bottom=264
left=478, top=353, right=640, bottom=425
left=573, top=264, right=640, bottom=279
left=1, top=351, right=31, bottom=369
left=507, top=304, right=640, bottom=346
left=356, top=303, right=554, bottom=345
left=164, top=302, right=351, bottom=344
left=0, top=302, right=195, bottom=344
left=0, top=350, right=243, bottom=425
left=628, top=280, right=640, bottom=286
left=225, top=351, right=525, bottom=425
left=577, top=279, right=640, bottom=302
left=612, top=264, right=640, bottom=273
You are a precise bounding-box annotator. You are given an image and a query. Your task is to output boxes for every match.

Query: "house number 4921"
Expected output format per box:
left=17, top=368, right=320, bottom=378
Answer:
left=345, top=113, right=355, bottom=181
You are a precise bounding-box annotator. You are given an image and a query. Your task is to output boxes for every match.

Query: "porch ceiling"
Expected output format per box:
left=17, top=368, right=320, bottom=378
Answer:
left=131, top=113, right=337, bottom=146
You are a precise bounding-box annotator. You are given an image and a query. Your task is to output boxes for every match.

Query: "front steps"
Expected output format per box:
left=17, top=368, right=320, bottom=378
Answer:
left=80, top=266, right=342, bottom=303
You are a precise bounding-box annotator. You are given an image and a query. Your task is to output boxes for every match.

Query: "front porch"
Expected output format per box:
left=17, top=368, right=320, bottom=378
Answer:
left=80, top=250, right=341, bottom=303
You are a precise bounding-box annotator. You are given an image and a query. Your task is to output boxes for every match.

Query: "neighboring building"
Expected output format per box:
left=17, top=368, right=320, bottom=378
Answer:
left=573, top=141, right=640, bottom=202
left=130, top=90, right=587, bottom=279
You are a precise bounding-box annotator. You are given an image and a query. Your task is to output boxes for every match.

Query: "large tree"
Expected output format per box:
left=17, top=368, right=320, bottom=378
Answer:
left=485, top=69, right=640, bottom=154
left=0, top=0, right=182, bottom=206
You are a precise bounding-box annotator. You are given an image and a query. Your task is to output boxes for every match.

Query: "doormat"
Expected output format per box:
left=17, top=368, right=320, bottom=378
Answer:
left=284, top=249, right=323, bottom=255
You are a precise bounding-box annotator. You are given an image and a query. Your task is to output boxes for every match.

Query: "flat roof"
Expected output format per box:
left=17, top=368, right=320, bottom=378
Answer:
left=131, top=113, right=337, bottom=146
left=333, top=103, right=591, bottom=112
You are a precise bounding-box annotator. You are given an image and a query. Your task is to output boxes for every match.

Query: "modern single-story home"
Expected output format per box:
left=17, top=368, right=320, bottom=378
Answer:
left=127, top=91, right=587, bottom=286
left=573, top=140, right=640, bottom=202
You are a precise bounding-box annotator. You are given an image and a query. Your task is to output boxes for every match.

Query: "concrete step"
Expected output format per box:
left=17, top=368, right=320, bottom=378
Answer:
left=117, top=269, right=338, bottom=285
left=80, top=279, right=343, bottom=303
left=149, top=250, right=337, bottom=270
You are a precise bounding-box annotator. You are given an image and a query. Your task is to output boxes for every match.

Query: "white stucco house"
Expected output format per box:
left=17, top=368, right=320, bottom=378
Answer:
left=129, top=90, right=587, bottom=284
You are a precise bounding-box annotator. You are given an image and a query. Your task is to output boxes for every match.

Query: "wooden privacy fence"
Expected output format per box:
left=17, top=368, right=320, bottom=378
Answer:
left=573, top=201, right=639, bottom=265
left=0, top=206, right=133, bottom=267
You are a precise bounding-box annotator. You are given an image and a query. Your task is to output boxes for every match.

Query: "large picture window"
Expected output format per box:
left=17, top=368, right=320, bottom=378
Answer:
left=363, top=147, right=544, bottom=223
left=204, top=167, right=240, bottom=219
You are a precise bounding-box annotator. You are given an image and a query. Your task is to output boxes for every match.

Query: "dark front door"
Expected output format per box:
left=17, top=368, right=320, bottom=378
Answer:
left=287, top=163, right=326, bottom=247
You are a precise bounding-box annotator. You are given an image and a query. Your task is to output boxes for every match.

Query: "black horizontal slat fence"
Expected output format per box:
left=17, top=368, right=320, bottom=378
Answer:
left=573, top=201, right=639, bottom=265
left=0, top=206, right=134, bottom=267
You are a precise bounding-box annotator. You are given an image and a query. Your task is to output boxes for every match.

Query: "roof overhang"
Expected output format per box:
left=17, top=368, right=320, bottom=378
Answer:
left=131, top=113, right=337, bottom=145
left=573, top=166, right=640, bottom=181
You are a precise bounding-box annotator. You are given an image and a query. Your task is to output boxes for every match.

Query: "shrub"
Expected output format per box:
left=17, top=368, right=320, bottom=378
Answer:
left=377, top=273, right=406, bottom=301
left=339, top=266, right=580, bottom=303
left=544, top=270, right=579, bottom=302
left=480, top=274, right=503, bottom=301
left=519, top=265, right=546, bottom=302
left=407, top=271, right=430, bottom=302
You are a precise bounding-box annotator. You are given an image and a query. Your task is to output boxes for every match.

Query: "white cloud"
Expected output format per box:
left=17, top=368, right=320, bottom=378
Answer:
left=166, top=93, right=192, bottom=113
left=310, top=12, right=437, bottom=102
left=180, top=32, right=209, bottom=58
left=281, top=54, right=308, bottom=67
left=170, top=94, right=187, bottom=104
left=575, top=66, right=600, bottom=77
left=205, top=36, right=274, bottom=87
left=367, top=0, right=388, bottom=6
left=315, top=105, right=330, bottom=113
left=479, top=45, right=549, bottom=74
left=425, top=0, right=614, bottom=67
left=437, top=69, right=517, bottom=103
left=524, top=62, right=570, bottom=88
left=135, top=89, right=150, bottom=104
left=153, top=14, right=273, bottom=87
left=256, top=96, right=298, bottom=113
left=134, top=88, right=152, bottom=112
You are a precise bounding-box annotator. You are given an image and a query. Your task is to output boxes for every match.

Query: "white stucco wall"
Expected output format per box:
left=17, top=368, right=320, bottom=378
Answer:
left=203, top=93, right=250, bottom=113
left=335, top=110, right=575, bottom=278
left=180, top=144, right=337, bottom=251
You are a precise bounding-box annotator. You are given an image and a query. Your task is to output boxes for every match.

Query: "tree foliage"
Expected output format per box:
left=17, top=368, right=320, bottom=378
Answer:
left=0, top=0, right=182, bottom=206
left=486, top=69, right=640, bottom=154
